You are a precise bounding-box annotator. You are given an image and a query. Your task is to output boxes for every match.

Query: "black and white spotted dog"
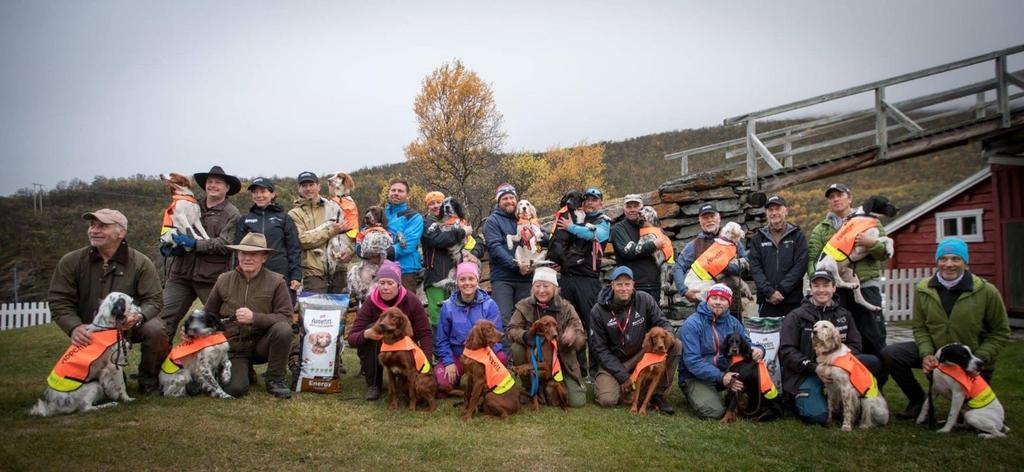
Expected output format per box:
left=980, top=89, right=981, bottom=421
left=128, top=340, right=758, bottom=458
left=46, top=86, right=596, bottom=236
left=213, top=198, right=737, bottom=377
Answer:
left=348, top=206, right=395, bottom=304
left=428, top=196, right=473, bottom=289
left=30, top=292, right=137, bottom=417
left=917, top=343, right=1009, bottom=438
left=159, top=309, right=233, bottom=399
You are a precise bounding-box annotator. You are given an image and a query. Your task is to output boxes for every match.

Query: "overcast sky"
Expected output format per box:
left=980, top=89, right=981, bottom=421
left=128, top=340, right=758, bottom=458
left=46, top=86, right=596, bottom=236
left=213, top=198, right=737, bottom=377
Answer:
left=1, top=0, right=1022, bottom=195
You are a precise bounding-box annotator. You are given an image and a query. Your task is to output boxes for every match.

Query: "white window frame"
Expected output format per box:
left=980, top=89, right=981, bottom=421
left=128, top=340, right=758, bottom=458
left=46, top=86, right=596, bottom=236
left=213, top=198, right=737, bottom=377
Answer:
left=935, top=209, right=984, bottom=243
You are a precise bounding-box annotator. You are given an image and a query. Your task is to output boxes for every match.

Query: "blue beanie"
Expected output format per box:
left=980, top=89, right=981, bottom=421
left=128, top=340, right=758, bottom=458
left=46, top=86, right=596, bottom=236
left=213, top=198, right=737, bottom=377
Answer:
left=935, top=237, right=969, bottom=264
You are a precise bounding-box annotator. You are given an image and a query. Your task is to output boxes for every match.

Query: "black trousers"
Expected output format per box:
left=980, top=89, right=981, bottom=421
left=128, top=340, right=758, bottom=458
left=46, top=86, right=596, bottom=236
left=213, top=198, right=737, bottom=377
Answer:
left=880, top=341, right=994, bottom=406
left=759, top=300, right=801, bottom=318
left=838, top=286, right=886, bottom=356
left=560, top=275, right=602, bottom=377
left=357, top=341, right=384, bottom=389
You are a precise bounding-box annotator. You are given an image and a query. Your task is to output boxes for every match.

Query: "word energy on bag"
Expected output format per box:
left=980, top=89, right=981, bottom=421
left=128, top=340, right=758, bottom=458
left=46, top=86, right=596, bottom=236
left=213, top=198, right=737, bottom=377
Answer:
left=297, top=292, right=349, bottom=393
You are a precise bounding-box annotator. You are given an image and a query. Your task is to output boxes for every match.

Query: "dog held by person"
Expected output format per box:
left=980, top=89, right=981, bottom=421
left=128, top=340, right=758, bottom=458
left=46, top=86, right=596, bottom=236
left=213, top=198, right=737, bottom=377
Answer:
left=348, top=206, right=395, bottom=304
left=916, top=343, right=1008, bottom=438
left=506, top=199, right=547, bottom=268
left=623, top=206, right=676, bottom=307
left=814, top=196, right=898, bottom=311
left=512, top=315, right=569, bottom=411
left=461, top=320, right=521, bottom=420
left=628, top=326, right=672, bottom=416
left=682, top=221, right=752, bottom=302
left=812, top=320, right=889, bottom=431
left=429, top=196, right=475, bottom=290
left=719, top=333, right=782, bottom=423
left=159, top=172, right=210, bottom=247
left=314, top=171, right=358, bottom=278
left=31, top=292, right=137, bottom=417
left=159, top=309, right=232, bottom=399
left=373, top=307, right=438, bottom=412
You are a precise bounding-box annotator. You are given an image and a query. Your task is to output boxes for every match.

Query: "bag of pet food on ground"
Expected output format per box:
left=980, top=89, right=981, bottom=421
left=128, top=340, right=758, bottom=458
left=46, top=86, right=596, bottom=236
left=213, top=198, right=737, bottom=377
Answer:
left=743, top=316, right=782, bottom=387
left=296, top=292, right=349, bottom=393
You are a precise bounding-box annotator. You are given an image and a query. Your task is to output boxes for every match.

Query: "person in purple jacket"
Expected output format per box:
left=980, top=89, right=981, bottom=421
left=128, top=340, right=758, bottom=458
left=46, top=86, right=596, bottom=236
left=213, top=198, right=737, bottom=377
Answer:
left=433, top=262, right=506, bottom=393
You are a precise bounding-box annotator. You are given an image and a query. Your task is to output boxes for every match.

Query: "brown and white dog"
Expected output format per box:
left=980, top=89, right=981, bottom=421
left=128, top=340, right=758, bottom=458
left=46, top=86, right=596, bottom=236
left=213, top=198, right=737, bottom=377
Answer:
left=812, top=320, right=889, bottom=431
left=814, top=196, right=898, bottom=311
left=160, top=173, right=209, bottom=246
left=505, top=199, right=546, bottom=268
left=31, top=292, right=137, bottom=416
left=314, top=172, right=357, bottom=278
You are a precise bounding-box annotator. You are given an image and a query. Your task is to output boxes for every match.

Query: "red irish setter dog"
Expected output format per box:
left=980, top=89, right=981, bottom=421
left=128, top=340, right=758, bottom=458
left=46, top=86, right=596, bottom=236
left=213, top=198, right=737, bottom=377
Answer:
left=630, top=327, right=672, bottom=416
left=461, top=320, right=520, bottom=420
left=513, top=315, right=569, bottom=411
left=373, top=307, right=437, bottom=412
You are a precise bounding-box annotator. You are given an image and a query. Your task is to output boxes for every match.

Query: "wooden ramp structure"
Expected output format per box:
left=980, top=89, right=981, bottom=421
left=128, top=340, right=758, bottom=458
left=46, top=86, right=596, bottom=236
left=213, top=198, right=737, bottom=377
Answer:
left=665, top=44, right=1024, bottom=192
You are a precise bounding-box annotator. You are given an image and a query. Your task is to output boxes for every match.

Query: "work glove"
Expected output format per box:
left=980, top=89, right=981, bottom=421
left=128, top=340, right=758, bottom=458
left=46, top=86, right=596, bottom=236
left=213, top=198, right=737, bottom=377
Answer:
left=172, top=232, right=197, bottom=251
left=159, top=242, right=186, bottom=257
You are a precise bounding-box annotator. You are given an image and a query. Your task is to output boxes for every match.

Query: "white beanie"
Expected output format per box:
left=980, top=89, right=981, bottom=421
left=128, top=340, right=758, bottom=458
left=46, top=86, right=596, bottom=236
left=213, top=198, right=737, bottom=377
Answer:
left=533, top=267, right=559, bottom=287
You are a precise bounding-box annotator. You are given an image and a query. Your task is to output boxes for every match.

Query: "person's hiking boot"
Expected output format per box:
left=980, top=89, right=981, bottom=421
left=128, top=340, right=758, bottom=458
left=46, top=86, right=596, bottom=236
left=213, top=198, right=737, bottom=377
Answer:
left=896, top=403, right=922, bottom=420
left=365, top=385, right=381, bottom=401
left=651, top=395, right=675, bottom=415
left=265, top=379, right=292, bottom=399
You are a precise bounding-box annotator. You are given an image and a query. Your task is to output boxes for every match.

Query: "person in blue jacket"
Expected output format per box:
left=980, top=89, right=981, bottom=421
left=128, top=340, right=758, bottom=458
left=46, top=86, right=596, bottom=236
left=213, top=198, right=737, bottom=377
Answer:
left=679, top=283, right=763, bottom=419
left=433, top=262, right=505, bottom=393
left=483, top=183, right=547, bottom=325
left=672, top=203, right=748, bottom=314
left=384, top=178, right=424, bottom=292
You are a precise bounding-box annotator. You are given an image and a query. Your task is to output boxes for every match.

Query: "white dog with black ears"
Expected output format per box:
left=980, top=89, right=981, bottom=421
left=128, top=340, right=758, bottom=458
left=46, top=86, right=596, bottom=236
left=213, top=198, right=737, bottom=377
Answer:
left=506, top=199, right=547, bottom=268
left=916, top=343, right=1008, bottom=438
left=31, top=292, right=138, bottom=417
left=159, top=309, right=233, bottom=399
left=812, top=320, right=889, bottom=431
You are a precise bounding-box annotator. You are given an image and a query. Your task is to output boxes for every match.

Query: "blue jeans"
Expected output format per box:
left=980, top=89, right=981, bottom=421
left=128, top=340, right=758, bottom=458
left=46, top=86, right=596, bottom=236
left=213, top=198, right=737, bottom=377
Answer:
left=794, top=354, right=882, bottom=425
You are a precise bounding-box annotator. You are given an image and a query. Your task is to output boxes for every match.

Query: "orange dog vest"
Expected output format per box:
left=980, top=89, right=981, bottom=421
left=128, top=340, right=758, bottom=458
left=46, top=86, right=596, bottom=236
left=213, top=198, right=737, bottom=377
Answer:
left=730, top=355, right=779, bottom=400
left=462, top=347, right=515, bottom=394
left=356, top=225, right=389, bottom=244
left=640, top=226, right=674, bottom=264
left=937, top=363, right=996, bottom=409
left=379, top=336, right=432, bottom=374
left=331, top=195, right=360, bottom=239
left=547, top=340, right=564, bottom=382
left=161, top=194, right=198, bottom=235
left=46, top=329, right=120, bottom=392
left=823, top=217, right=878, bottom=262
left=160, top=332, right=228, bottom=375
left=692, top=239, right=737, bottom=281
left=830, top=351, right=879, bottom=398
left=630, top=352, right=667, bottom=388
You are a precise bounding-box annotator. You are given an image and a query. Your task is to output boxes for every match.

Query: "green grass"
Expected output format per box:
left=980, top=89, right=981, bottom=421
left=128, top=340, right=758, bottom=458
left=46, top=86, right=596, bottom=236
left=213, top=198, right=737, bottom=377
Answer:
left=1, top=325, right=1020, bottom=471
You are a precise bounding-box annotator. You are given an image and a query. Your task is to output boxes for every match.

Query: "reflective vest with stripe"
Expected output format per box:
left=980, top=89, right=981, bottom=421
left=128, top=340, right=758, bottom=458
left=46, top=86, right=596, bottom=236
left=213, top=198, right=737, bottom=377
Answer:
left=830, top=351, right=879, bottom=398
left=46, top=329, right=121, bottom=392
left=937, top=363, right=997, bottom=409
left=823, top=217, right=878, bottom=262
left=692, top=239, right=737, bottom=281
left=331, top=195, right=360, bottom=239
left=462, top=346, right=515, bottom=394
left=641, top=226, right=674, bottom=265
left=731, top=355, right=779, bottom=400
left=161, top=195, right=198, bottom=235
left=379, top=336, right=432, bottom=374
left=160, top=332, right=229, bottom=374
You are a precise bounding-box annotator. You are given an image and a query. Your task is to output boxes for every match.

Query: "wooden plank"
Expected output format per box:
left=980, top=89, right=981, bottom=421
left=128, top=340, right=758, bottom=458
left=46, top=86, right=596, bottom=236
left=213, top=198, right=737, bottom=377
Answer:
left=876, top=87, right=889, bottom=159
left=724, top=44, right=1024, bottom=125
left=883, top=100, right=924, bottom=133
left=997, top=56, right=1010, bottom=128
left=746, top=120, right=757, bottom=184
left=751, top=133, right=784, bottom=170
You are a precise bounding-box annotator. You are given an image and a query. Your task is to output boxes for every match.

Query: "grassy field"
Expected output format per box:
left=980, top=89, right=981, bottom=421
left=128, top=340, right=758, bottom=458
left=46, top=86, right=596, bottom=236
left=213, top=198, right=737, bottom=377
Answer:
left=1, top=324, right=1020, bottom=471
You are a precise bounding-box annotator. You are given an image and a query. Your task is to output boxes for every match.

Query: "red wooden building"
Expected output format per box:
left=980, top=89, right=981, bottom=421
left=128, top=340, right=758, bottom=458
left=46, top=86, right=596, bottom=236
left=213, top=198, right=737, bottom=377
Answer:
left=885, top=157, right=1024, bottom=317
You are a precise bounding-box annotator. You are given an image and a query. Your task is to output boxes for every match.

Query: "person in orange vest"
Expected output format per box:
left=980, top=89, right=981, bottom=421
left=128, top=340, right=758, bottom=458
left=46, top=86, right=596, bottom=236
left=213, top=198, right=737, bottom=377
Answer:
left=678, top=283, right=762, bottom=420
left=672, top=203, right=748, bottom=315
left=880, top=238, right=1009, bottom=420
left=48, top=209, right=169, bottom=395
left=807, top=183, right=889, bottom=356
left=779, top=270, right=884, bottom=425
left=590, top=266, right=681, bottom=414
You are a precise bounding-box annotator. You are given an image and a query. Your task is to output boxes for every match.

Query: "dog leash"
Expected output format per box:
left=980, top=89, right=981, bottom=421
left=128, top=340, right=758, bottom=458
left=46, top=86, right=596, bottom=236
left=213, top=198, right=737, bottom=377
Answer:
left=528, top=335, right=543, bottom=397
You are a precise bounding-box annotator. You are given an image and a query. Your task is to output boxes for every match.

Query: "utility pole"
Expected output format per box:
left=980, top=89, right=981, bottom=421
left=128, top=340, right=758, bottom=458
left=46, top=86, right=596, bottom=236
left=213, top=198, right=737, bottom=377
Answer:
left=12, top=265, right=17, bottom=303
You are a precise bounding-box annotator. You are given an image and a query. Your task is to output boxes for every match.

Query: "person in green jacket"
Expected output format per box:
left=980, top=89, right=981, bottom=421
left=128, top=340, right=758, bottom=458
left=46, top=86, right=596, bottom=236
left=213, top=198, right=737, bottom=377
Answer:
left=880, top=237, right=1010, bottom=419
left=806, top=183, right=890, bottom=356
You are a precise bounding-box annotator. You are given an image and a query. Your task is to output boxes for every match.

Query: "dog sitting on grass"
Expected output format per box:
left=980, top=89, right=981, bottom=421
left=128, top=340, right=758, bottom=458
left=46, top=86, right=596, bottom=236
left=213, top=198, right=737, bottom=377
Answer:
left=159, top=309, right=232, bottom=399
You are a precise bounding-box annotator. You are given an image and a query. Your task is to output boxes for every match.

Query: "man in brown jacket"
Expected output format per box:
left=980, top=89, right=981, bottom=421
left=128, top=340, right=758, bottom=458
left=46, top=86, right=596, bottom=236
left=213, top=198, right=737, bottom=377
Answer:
left=204, top=233, right=294, bottom=399
left=48, top=209, right=168, bottom=395
left=160, top=166, right=241, bottom=341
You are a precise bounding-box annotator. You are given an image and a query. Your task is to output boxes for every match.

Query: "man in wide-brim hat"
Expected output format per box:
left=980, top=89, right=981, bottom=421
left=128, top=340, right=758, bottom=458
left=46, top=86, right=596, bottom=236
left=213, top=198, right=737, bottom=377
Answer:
left=203, top=233, right=294, bottom=399
left=161, top=165, right=242, bottom=345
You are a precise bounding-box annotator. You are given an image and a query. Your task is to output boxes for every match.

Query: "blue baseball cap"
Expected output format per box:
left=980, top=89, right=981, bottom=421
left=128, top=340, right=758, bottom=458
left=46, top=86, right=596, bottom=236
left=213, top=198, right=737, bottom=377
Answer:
left=584, top=187, right=604, bottom=200
left=610, top=266, right=634, bottom=281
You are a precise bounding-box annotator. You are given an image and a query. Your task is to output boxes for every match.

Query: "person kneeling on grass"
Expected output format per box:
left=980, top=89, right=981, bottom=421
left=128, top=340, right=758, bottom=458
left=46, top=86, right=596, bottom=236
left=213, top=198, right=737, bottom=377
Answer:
left=505, top=267, right=589, bottom=408
left=678, top=284, right=763, bottom=419
left=590, top=266, right=681, bottom=414
left=433, top=262, right=506, bottom=393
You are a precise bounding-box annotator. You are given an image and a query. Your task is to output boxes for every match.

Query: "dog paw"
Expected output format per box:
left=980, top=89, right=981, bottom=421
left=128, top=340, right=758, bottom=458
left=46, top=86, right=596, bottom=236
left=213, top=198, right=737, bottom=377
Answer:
left=123, top=396, right=136, bottom=403
left=841, top=425, right=853, bottom=432
left=937, top=426, right=953, bottom=434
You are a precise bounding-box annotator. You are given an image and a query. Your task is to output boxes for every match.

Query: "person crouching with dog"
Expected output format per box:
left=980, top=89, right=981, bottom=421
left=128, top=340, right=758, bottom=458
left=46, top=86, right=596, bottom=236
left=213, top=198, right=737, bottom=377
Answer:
left=590, top=266, right=681, bottom=414
left=204, top=233, right=293, bottom=399
left=347, top=260, right=434, bottom=401
left=49, top=209, right=169, bottom=395
left=434, top=262, right=504, bottom=393
left=779, top=270, right=884, bottom=425
left=678, top=284, right=760, bottom=419
left=506, top=267, right=589, bottom=408
left=880, top=238, right=1010, bottom=420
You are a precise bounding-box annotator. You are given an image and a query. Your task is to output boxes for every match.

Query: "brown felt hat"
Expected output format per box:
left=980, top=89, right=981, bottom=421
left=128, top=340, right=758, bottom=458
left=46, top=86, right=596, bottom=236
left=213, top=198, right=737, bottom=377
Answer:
left=194, top=165, right=242, bottom=196
left=226, top=233, right=277, bottom=253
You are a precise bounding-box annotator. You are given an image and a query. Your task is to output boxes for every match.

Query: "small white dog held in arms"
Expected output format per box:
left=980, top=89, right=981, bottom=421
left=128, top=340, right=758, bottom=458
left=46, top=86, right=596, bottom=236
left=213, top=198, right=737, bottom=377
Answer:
left=682, top=221, right=751, bottom=302
left=31, top=292, right=138, bottom=417
left=313, top=171, right=358, bottom=278
left=159, top=309, right=233, bottom=399
left=623, top=206, right=676, bottom=306
left=159, top=173, right=210, bottom=246
left=812, top=320, right=889, bottom=431
left=506, top=199, right=547, bottom=267
left=916, top=343, right=1008, bottom=438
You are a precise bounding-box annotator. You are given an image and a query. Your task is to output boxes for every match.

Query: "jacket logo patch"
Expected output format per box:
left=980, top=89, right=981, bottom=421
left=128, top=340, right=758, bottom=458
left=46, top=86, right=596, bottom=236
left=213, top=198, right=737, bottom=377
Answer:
left=760, top=242, right=773, bottom=247
left=244, top=218, right=258, bottom=224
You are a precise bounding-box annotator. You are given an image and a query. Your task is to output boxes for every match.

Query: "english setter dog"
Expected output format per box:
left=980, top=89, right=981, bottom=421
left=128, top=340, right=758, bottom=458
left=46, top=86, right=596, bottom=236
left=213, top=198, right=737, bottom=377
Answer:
left=159, top=309, right=233, bottom=399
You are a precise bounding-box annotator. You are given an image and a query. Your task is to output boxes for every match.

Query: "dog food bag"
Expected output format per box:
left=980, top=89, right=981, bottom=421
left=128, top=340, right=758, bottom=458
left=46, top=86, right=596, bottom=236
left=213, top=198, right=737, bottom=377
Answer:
left=743, top=316, right=782, bottom=387
left=297, top=292, right=349, bottom=394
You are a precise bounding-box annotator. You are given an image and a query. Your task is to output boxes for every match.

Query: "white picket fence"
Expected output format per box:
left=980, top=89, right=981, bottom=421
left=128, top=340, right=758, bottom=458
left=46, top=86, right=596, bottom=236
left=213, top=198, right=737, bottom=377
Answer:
left=881, top=267, right=931, bottom=321
left=0, top=302, right=51, bottom=331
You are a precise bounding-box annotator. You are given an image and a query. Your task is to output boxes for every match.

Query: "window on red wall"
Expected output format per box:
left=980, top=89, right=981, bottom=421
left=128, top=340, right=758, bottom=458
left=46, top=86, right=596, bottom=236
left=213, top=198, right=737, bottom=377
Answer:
left=935, top=209, right=983, bottom=243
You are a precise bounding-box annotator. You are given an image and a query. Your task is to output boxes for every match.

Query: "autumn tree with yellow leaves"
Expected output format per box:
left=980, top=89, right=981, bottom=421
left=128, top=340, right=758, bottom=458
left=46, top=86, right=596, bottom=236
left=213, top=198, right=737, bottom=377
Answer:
left=405, top=59, right=506, bottom=223
left=502, top=142, right=607, bottom=214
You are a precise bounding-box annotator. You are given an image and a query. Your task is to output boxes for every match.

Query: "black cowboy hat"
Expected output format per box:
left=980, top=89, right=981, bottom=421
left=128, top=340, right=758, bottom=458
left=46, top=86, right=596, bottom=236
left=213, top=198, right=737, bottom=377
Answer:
left=193, top=166, right=242, bottom=196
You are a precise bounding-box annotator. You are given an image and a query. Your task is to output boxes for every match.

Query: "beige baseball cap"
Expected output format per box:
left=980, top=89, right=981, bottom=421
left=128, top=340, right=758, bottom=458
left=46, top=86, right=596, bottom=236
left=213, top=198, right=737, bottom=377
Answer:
left=82, top=209, right=128, bottom=230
